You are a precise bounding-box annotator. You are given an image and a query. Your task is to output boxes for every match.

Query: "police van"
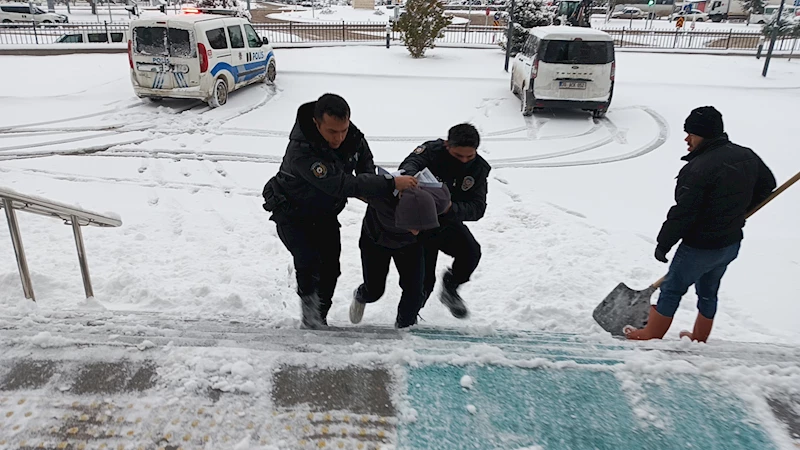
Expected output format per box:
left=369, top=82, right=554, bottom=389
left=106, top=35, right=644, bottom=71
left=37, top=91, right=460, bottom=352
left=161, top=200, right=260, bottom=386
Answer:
left=510, top=26, right=615, bottom=118
left=128, top=13, right=276, bottom=108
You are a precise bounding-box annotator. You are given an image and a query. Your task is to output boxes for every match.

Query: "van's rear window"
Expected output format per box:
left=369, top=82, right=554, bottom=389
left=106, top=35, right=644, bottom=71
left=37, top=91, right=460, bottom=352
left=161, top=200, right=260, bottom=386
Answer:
left=539, top=40, right=614, bottom=65
left=133, top=27, right=194, bottom=58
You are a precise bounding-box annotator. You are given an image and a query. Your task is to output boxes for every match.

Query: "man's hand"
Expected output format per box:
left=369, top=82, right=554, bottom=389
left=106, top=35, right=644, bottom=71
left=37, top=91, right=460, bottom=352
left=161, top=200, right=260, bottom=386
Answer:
left=394, top=175, right=418, bottom=191
left=654, top=247, right=669, bottom=263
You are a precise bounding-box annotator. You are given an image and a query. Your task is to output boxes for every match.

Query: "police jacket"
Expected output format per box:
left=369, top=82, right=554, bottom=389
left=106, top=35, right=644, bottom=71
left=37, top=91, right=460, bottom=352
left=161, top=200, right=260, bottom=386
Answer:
left=261, top=102, right=395, bottom=221
left=398, top=139, right=491, bottom=223
left=657, top=134, right=776, bottom=252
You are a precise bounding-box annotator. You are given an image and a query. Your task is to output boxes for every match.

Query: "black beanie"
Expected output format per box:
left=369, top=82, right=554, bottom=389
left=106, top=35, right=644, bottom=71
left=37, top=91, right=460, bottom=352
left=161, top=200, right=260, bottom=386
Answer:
left=395, top=189, right=439, bottom=231
left=684, top=106, right=724, bottom=139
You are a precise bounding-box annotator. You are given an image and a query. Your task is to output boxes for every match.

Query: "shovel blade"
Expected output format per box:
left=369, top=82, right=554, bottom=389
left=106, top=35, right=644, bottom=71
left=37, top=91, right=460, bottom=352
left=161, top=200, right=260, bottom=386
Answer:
left=593, top=282, right=656, bottom=336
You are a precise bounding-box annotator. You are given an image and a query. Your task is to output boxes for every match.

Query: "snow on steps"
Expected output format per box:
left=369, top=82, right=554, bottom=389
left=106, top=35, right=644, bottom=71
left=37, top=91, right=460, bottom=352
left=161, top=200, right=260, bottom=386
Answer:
left=0, top=310, right=798, bottom=449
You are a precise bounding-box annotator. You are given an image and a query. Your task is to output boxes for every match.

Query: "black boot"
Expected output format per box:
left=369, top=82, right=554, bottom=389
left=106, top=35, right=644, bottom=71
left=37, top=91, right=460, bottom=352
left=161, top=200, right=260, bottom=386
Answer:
left=440, top=270, right=468, bottom=319
left=318, top=298, right=333, bottom=327
left=300, top=293, right=325, bottom=329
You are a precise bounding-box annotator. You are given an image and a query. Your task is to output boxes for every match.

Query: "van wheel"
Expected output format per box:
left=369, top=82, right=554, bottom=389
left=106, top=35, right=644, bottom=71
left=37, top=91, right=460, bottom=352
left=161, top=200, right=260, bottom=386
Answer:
left=265, top=60, right=277, bottom=84
left=2, top=19, right=12, bottom=23
left=521, top=90, right=535, bottom=116
left=592, top=109, right=607, bottom=119
left=209, top=78, right=228, bottom=108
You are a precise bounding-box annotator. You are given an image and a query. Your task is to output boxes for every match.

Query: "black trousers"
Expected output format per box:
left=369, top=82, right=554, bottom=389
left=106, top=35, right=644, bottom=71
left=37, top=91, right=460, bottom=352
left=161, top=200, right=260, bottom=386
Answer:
left=422, top=221, right=481, bottom=302
left=358, top=235, right=425, bottom=328
left=275, top=216, right=341, bottom=318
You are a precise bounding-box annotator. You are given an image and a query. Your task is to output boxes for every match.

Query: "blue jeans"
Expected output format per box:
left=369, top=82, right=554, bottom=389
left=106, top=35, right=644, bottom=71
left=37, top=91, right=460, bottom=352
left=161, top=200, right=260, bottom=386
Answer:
left=656, top=242, right=741, bottom=319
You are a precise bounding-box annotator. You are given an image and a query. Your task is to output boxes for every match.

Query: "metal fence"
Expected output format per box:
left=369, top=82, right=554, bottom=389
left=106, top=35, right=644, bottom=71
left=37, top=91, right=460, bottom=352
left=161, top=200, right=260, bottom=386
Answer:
left=2, top=21, right=797, bottom=52
left=602, top=27, right=799, bottom=51
left=0, top=22, right=129, bottom=45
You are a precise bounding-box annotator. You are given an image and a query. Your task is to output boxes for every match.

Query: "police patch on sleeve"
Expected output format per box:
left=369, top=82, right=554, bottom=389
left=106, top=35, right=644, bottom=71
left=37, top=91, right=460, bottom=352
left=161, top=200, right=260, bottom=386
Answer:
left=413, top=145, right=426, bottom=154
left=311, top=162, right=328, bottom=178
left=462, top=176, right=475, bottom=191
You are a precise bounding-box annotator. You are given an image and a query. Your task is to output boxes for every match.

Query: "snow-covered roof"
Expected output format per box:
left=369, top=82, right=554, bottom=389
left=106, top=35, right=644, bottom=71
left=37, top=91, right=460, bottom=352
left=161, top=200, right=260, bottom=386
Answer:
left=529, top=26, right=614, bottom=42
left=130, top=13, right=228, bottom=26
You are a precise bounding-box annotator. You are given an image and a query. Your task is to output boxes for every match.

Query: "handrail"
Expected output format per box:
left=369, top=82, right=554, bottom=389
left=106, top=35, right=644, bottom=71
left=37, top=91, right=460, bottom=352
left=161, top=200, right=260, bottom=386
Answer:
left=0, top=186, right=122, bottom=301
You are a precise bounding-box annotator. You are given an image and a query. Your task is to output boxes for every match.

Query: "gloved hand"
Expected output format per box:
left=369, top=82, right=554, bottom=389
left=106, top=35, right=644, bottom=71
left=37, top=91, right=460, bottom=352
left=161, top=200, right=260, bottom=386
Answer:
left=654, top=247, right=669, bottom=263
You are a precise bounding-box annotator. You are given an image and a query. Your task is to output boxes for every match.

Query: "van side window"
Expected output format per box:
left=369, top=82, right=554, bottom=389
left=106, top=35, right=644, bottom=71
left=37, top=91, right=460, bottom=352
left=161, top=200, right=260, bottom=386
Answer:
left=243, top=23, right=262, bottom=48
left=227, top=25, right=245, bottom=49
left=111, top=32, right=124, bottom=43
left=58, top=34, right=83, bottom=43
left=206, top=28, right=228, bottom=50
left=88, top=33, right=108, bottom=43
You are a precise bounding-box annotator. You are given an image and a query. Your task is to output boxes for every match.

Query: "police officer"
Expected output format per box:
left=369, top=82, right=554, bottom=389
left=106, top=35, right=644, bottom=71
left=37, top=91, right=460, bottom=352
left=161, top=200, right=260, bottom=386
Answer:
left=262, top=94, right=418, bottom=329
left=398, top=123, right=491, bottom=319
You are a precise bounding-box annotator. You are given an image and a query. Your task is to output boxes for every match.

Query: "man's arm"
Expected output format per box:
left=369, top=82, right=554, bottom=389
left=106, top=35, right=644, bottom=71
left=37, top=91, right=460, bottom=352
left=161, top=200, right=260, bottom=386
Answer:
left=656, top=170, right=706, bottom=252
left=398, top=143, right=437, bottom=176
left=292, top=152, right=395, bottom=199
left=355, top=137, right=377, bottom=175
left=450, top=168, right=490, bottom=222
left=748, top=155, right=777, bottom=212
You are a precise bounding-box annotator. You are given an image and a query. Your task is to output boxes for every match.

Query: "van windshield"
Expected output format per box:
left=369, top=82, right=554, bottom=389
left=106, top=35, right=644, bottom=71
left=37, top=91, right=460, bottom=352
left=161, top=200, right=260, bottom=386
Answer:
left=539, top=40, right=614, bottom=65
left=133, top=27, right=194, bottom=58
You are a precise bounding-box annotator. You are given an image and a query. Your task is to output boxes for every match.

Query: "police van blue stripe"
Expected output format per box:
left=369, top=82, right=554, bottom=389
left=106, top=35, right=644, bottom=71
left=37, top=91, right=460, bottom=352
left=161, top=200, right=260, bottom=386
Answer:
left=210, top=51, right=274, bottom=84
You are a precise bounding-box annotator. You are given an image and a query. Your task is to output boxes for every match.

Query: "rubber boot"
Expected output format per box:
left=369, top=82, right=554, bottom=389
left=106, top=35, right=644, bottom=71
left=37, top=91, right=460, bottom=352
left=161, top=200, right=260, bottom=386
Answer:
left=318, top=298, right=332, bottom=327
left=624, top=305, right=673, bottom=340
left=679, top=313, right=714, bottom=343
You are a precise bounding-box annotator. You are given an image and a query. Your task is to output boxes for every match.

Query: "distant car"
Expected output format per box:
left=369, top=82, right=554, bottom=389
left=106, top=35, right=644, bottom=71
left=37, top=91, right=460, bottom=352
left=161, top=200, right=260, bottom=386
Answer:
left=56, top=29, right=129, bottom=43
left=611, top=7, right=644, bottom=19
left=669, top=9, right=709, bottom=22
left=0, top=3, right=68, bottom=24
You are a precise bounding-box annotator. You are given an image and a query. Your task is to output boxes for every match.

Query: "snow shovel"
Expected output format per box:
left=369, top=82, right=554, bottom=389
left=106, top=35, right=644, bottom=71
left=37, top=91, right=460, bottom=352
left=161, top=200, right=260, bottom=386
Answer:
left=593, top=170, right=800, bottom=336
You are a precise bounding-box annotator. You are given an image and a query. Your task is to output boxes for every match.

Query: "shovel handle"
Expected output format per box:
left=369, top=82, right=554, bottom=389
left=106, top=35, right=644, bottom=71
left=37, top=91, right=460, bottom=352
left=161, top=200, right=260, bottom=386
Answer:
left=651, top=170, right=800, bottom=290
left=746, top=170, right=800, bottom=219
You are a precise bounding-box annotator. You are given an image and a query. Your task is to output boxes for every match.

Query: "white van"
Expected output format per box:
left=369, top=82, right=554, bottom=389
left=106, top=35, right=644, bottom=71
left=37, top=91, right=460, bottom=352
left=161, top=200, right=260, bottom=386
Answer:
left=0, top=3, right=68, bottom=24
left=128, top=13, right=276, bottom=108
left=510, top=26, right=615, bottom=118
left=56, top=29, right=129, bottom=44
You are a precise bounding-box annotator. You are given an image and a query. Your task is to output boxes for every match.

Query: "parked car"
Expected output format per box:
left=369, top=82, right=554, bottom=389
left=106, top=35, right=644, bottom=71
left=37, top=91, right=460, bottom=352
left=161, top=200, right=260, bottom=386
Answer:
left=56, top=29, right=129, bottom=43
left=669, top=9, right=709, bottom=22
left=0, top=3, right=68, bottom=24
left=128, top=13, right=276, bottom=108
left=510, top=26, right=616, bottom=119
left=611, top=7, right=644, bottom=19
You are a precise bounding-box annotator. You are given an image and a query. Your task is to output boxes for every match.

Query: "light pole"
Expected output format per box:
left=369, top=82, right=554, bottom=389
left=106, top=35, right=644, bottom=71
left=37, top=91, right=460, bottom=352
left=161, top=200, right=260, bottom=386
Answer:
left=504, top=0, right=515, bottom=71
left=762, top=0, right=786, bottom=76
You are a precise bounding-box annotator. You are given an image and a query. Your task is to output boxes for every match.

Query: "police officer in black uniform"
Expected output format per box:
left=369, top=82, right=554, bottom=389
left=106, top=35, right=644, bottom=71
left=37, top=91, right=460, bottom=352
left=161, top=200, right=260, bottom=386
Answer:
left=262, top=94, right=418, bottom=329
left=398, top=123, right=491, bottom=319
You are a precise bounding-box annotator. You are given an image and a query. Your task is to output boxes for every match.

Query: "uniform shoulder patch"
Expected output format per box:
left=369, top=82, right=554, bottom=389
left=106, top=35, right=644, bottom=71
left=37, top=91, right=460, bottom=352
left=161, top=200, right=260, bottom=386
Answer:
left=462, top=176, right=475, bottom=191
left=413, top=145, right=426, bottom=154
left=311, top=161, right=328, bottom=178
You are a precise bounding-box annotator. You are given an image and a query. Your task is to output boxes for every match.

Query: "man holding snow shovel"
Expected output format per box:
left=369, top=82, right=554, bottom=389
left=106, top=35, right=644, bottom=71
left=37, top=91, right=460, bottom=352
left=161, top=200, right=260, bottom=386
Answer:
left=625, top=106, right=776, bottom=342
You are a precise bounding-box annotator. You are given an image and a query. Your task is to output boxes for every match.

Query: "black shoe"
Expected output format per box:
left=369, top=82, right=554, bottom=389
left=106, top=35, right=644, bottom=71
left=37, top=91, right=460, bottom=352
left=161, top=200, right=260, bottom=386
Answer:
left=300, top=293, right=326, bottom=329
left=441, top=270, right=468, bottom=319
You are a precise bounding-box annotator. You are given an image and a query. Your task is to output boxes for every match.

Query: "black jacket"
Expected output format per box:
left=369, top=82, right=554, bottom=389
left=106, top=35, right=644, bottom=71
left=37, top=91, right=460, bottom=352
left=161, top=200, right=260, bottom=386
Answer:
left=261, top=102, right=395, bottom=221
left=398, top=139, right=491, bottom=223
left=657, top=134, right=776, bottom=251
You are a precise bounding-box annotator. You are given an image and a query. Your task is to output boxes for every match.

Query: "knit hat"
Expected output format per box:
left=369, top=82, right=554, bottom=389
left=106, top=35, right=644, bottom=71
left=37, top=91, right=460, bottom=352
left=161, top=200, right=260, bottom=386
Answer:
left=684, top=106, right=724, bottom=139
left=395, top=189, right=439, bottom=231
left=421, top=183, right=451, bottom=215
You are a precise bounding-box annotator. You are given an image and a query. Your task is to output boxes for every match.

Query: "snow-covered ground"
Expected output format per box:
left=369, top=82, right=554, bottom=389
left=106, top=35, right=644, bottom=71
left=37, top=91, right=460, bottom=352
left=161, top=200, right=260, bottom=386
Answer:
left=0, top=47, right=798, bottom=347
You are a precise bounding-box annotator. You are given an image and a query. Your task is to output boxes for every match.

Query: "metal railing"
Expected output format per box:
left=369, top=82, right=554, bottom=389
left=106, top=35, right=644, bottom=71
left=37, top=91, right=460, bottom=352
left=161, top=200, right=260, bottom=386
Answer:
left=0, top=22, right=129, bottom=45
left=3, top=21, right=797, bottom=52
left=0, top=187, right=122, bottom=301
